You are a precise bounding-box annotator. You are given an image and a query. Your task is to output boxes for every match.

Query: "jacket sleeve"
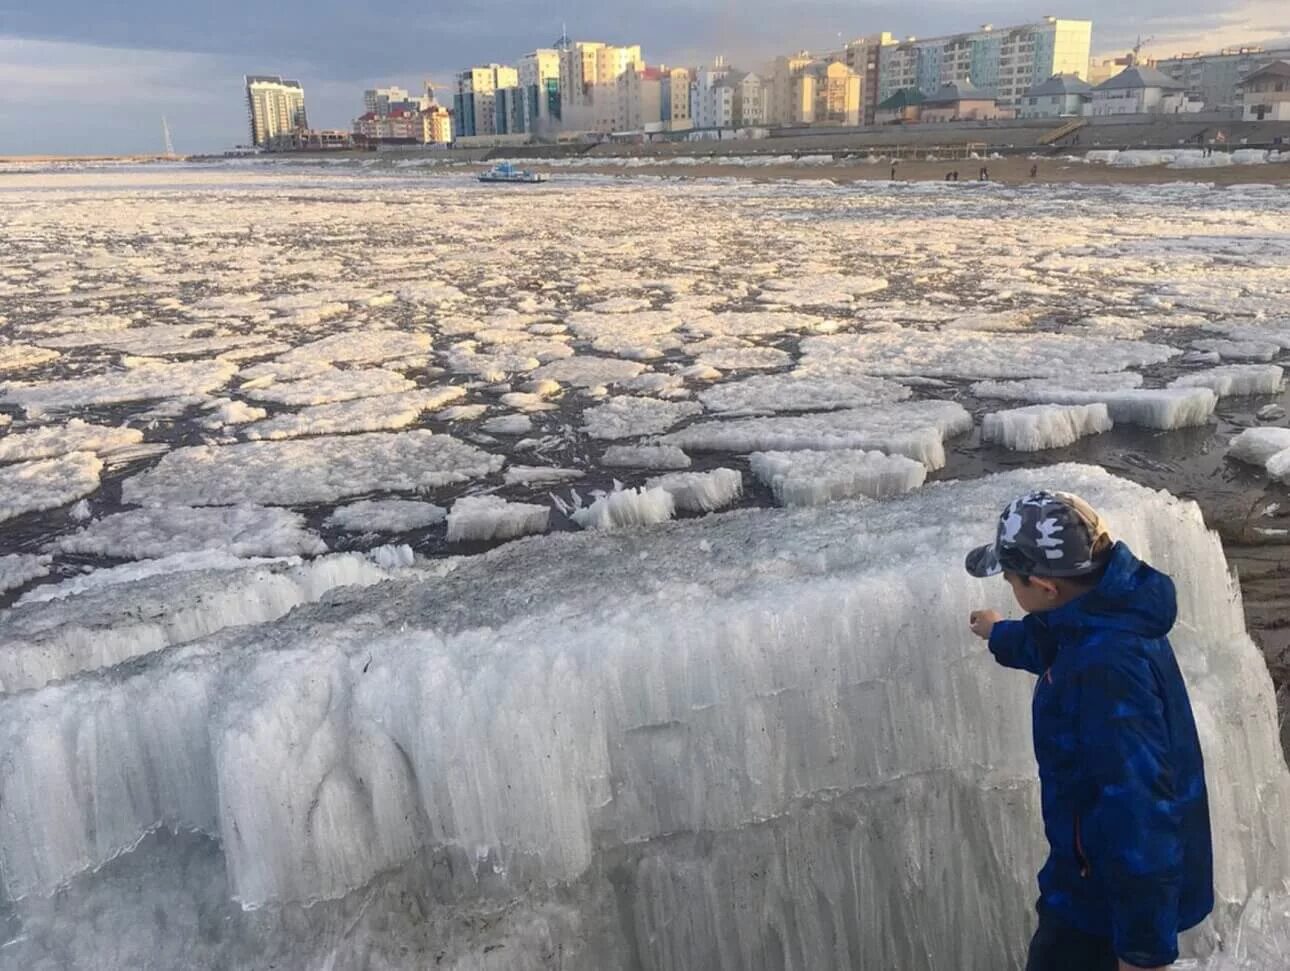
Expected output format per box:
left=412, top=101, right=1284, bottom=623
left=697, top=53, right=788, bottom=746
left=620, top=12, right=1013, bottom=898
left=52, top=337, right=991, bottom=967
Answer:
left=1077, top=651, right=1182, bottom=968
left=987, top=615, right=1050, bottom=675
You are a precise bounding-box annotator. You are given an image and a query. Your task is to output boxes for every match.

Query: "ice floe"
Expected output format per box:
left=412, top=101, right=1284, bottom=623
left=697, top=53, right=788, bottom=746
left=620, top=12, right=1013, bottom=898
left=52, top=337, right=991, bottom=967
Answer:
left=801, top=331, right=1177, bottom=379
left=52, top=505, right=327, bottom=559
left=122, top=432, right=502, bottom=507
left=663, top=401, right=973, bottom=469
left=1170, top=365, right=1284, bottom=398
left=242, top=368, right=415, bottom=406
left=0, top=419, right=143, bottom=464
left=325, top=499, right=447, bottom=533
left=1228, top=427, right=1290, bottom=483
left=446, top=495, right=550, bottom=542
left=243, top=388, right=462, bottom=440
left=0, top=451, right=103, bottom=523
left=559, top=485, right=676, bottom=530
left=644, top=468, right=743, bottom=513
left=582, top=396, right=703, bottom=439
left=1, top=360, right=236, bottom=413
left=0, top=553, right=52, bottom=594
left=601, top=444, right=693, bottom=469
left=749, top=449, right=927, bottom=506
left=981, top=403, right=1114, bottom=452
left=698, top=372, right=912, bottom=415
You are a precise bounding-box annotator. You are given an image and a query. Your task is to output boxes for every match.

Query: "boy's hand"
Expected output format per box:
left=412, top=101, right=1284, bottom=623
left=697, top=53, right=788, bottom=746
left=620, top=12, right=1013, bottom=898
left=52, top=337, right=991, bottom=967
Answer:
left=969, top=609, right=1002, bottom=640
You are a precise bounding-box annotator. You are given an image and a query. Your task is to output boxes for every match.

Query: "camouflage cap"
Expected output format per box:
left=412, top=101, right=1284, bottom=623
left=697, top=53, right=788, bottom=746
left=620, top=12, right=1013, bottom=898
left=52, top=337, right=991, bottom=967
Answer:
left=965, top=490, right=1111, bottom=579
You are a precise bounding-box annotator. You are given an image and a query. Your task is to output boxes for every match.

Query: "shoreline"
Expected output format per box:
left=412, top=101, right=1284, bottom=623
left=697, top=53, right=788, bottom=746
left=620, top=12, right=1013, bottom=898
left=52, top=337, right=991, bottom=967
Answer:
left=498, top=156, right=1290, bottom=187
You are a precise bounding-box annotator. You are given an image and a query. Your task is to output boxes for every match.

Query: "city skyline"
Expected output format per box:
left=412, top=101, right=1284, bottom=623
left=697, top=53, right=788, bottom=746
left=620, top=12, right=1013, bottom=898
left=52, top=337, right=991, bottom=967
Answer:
left=3, top=1, right=1288, bottom=155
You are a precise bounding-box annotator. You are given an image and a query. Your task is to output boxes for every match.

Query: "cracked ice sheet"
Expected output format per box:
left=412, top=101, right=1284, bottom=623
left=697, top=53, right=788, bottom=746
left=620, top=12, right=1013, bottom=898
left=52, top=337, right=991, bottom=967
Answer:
left=0, top=467, right=1285, bottom=970
left=122, top=431, right=502, bottom=507
left=0, top=452, right=103, bottom=523
left=51, top=506, right=327, bottom=560
left=242, top=388, right=464, bottom=440
left=0, top=360, right=236, bottom=414
left=799, top=330, right=1178, bottom=380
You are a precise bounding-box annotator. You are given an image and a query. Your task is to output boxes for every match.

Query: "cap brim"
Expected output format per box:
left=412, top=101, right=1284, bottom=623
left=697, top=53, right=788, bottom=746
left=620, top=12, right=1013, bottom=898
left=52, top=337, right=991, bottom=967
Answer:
left=965, top=543, right=1002, bottom=578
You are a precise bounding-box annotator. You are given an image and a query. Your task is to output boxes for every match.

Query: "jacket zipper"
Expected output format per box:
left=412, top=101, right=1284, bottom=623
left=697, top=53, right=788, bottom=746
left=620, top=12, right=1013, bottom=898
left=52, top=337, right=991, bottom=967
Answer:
left=1074, top=814, right=1090, bottom=877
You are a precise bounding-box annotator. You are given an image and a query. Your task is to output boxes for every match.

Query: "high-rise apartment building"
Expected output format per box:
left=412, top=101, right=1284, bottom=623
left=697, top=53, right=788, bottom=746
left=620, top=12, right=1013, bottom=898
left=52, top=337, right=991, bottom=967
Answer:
left=877, top=17, right=1091, bottom=108
left=835, top=34, right=895, bottom=124
left=245, top=75, right=308, bottom=147
left=453, top=64, right=519, bottom=137
left=557, top=41, right=643, bottom=129
left=1158, top=46, right=1290, bottom=110
left=513, top=49, right=562, bottom=133
left=660, top=68, right=693, bottom=130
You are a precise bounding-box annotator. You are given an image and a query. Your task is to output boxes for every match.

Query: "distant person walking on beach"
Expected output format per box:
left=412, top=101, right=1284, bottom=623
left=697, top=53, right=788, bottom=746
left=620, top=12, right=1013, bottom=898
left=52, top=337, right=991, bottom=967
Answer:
left=967, top=492, right=1214, bottom=971
left=890, top=161, right=898, bottom=180
left=979, top=165, right=989, bottom=181
left=1030, top=163, right=1039, bottom=178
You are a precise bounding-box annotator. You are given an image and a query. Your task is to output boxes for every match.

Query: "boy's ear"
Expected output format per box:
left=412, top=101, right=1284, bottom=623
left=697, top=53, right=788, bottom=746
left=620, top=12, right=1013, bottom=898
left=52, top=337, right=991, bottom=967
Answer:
left=1032, top=576, right=1061, bottom=599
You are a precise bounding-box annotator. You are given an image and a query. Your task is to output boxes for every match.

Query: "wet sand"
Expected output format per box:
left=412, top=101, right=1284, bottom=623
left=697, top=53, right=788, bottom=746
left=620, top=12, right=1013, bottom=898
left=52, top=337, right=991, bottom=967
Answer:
left=505, top=155, right=1290, bottom=187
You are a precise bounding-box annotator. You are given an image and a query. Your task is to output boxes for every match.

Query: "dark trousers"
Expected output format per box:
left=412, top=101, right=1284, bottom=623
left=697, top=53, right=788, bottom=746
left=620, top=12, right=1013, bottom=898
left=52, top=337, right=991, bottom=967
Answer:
left=1025, top=910, right=1118, bottom=971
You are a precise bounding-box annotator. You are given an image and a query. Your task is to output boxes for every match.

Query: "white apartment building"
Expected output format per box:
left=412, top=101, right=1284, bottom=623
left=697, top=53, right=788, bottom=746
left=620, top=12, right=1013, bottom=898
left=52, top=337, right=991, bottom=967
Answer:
left=877, top=17, right=1091, bottom=109
left=732, top=72, right=767, bottom=126
left=1017, top=73, right=1092, bottom=117
left=454, top=64, right=518, bottom=137
left=692, top=61, right=731, bottom=129
left=245, top=75, right=308, bottom=147
left=1088, top=65, right=1189, bottom=116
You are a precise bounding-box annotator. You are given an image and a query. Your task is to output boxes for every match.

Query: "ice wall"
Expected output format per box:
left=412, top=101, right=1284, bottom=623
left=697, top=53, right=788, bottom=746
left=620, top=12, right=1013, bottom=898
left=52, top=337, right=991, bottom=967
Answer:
left=2, top=466, right=1288, bottom=970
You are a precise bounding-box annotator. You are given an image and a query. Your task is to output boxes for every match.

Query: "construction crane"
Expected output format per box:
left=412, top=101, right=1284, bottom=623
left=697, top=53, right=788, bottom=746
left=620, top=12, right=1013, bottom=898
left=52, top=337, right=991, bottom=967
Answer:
left=1130, top=35, right=1155, bottom=66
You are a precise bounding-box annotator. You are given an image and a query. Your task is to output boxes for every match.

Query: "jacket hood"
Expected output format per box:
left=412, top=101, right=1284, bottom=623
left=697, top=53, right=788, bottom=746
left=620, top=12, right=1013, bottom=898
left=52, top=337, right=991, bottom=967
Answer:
left=1046, top=541, right=1177, bottom=638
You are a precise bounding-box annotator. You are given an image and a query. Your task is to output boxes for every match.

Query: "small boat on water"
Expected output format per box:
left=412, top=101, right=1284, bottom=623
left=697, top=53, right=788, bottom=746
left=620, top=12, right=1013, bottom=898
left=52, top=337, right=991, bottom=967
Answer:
left=477, top=162, right=549, bottom=184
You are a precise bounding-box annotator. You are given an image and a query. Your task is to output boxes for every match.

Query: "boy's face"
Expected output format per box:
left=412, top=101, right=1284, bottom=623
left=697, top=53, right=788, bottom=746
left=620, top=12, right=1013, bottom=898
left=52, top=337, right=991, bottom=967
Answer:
left=1003, top=570, right=1059, bottom=614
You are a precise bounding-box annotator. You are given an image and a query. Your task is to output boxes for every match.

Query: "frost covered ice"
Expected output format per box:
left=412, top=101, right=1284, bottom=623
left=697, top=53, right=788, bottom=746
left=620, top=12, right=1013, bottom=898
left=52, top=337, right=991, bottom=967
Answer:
left=1, top=466, right=1286, bottom=970
left=560, top=485, right=676, bottom=530
left=1170, top=365, right=1284, bottom=399
left=445, top=495, right=550, bottom=542
left=643, top=468, right=743, bottom=513
left=973, top=382, right=1217, bottom=430
left=750, top=449, right=928, bottom=506
left=1227, top=427, right=1290, bottom=483
left=981, top=403, right=1113, bottom=452
left=0, top=419, right=143, bottom=463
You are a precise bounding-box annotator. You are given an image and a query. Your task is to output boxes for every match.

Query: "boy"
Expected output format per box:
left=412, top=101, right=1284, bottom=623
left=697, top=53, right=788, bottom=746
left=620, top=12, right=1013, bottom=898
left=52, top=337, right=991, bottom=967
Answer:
left=965, top=490, right=1213, bottom=971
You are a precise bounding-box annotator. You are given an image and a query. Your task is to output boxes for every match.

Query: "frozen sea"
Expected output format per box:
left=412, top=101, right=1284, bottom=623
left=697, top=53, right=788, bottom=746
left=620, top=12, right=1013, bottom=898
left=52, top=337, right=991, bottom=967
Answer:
left=1, top=160, right=1289, bottom=969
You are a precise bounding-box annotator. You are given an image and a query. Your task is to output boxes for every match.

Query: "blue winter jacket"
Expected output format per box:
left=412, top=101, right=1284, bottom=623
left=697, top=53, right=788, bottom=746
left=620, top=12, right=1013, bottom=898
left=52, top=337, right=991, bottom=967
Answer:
left=988, top=542, right=1213, bottom=968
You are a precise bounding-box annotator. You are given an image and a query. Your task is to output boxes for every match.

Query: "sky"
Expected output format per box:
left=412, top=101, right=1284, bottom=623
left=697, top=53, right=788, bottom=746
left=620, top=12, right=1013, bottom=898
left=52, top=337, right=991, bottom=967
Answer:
left=2, top=1, right=1288, bottom=156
